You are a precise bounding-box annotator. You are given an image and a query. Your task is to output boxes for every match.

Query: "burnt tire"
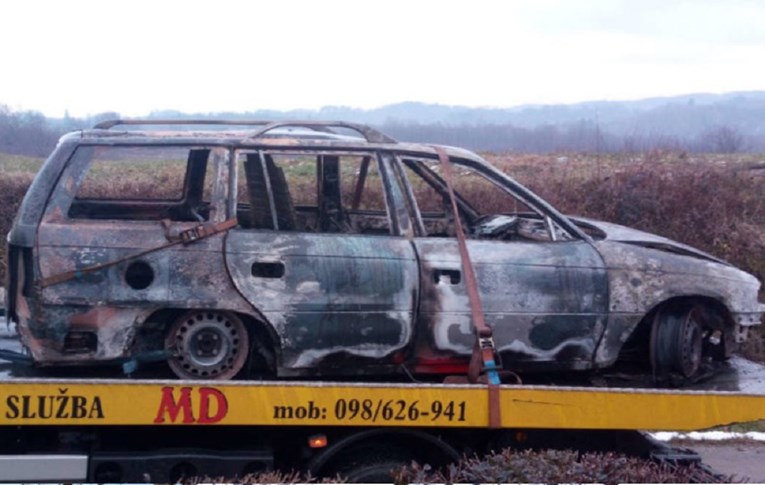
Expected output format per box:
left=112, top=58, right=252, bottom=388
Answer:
left=166, top=311, right=249, bottom=380
left=650, top=304, right=705, bottom=380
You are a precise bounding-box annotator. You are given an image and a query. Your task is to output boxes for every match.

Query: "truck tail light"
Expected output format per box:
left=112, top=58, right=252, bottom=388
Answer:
left=308, top=434, right=327, bottom=449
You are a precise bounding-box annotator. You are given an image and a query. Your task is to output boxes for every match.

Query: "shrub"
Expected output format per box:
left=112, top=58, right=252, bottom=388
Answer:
left=189, top=470, right=344, bottom=484
left=0, top=172, right=34, bottom=284
left=393, top=448, right=733, bottom=484
left=184, top=449, right=732, bottom=484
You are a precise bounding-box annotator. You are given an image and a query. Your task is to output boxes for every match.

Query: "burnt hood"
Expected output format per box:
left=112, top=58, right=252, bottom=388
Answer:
left=568, top=216, right=728, bottom=265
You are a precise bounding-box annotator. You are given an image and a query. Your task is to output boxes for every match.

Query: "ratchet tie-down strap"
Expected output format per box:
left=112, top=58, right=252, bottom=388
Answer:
left=39, top=218, right=238, bottom=288
left=432, top=146, right=502, bottom=429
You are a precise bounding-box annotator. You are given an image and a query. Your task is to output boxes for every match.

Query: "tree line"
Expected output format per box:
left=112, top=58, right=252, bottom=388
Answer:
left=0, top=105, right=758, bottom=157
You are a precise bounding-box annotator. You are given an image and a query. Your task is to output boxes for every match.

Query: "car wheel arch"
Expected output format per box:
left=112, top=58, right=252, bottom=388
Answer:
left=645, top=295, right=734, bottom=332
left=615, top=295, right=735, bottom=369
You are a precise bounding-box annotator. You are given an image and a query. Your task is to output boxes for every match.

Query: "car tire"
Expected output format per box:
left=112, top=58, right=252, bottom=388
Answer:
left=166, top=311, right=249, bottom=380
left=650, top=304, right=706, bottom=380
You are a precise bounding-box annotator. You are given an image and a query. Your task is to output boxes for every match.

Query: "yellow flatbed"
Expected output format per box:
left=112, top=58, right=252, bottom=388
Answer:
left=2, top=356, right=763, bottom=430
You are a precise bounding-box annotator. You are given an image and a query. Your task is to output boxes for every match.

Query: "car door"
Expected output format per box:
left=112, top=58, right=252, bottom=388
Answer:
left=398, top=155, right=609, bottom=370
left=224, top=150, right=418, bottom=371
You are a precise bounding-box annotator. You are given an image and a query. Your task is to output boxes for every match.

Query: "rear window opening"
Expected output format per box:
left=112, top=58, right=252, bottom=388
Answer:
left=67, top=146, right=215, bottom=222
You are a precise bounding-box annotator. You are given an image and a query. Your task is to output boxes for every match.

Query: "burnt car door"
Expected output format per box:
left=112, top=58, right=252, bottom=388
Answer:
left=397, top=155, right=609, bottom=371
left=224, top=150, right=418, bottom=372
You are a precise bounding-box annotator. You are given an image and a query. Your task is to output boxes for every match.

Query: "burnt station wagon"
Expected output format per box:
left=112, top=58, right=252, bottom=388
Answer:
left=5, top=120, right=764, bottom=382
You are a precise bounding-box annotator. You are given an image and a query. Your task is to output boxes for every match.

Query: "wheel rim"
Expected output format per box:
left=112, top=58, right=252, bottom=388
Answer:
left=677, top=309, right=704, bottom=378
left=651, top=305, right=706, bottom=380
left=167, top=312, right=248, bottom=380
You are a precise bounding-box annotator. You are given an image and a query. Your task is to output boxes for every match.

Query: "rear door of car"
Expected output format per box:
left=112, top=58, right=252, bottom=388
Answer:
left=224, top=149, right=418, bottom=371
left=397, top=154, right=609, bottom=370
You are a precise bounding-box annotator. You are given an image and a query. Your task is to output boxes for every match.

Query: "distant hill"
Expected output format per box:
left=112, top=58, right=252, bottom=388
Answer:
left=143, top=91, right=765, bottom=152
left=148, top=90, right=765, bottom=136
left=3, top=91, right=765, bottom=155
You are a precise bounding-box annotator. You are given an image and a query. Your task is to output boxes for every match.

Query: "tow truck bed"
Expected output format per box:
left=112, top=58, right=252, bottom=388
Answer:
left=2, top=321, right=764, bottom=429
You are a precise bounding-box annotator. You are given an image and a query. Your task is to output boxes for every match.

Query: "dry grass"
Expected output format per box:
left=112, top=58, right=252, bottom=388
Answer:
left=0, top=170, right=36, bottom=284
left=486, top=152, right=765, bottom=282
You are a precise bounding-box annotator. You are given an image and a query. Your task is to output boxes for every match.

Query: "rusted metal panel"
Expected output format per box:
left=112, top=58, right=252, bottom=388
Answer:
left=414, top=238, right=609, bottom=369
left=15, top=144, right=256, bottom=365
left=593, top=239, right=764, bottom=365
left=20, top=305, right=151, bottom=362
left=24, top=221, right=255, bottom=363
left=595, top=240, right=762, bottom=317
left=224, top=231, right=418, bottom=370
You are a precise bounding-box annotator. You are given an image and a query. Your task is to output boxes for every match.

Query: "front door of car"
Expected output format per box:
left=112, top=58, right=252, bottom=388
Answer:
left=224, top=150, right=418, bottom=372
left=398, top=155, right=609, bottom=370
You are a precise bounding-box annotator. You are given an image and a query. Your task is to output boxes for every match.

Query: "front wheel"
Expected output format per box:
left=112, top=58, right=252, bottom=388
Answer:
left=166, top=311, right=249, bottom=380
left=650, top=304, right=707, bottom=380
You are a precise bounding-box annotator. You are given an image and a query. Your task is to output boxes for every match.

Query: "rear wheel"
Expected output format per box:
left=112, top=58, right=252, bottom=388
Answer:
left=166, top=311, right=249, bottom=380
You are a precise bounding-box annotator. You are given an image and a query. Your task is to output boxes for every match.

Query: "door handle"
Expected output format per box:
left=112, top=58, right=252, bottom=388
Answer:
left=251, top=261, right=285, bottom=278
left=433, top=268, right=461, bottom=285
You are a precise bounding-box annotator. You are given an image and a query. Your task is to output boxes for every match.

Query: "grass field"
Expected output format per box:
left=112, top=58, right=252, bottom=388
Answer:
left=0, top=152, right=44, bottom=174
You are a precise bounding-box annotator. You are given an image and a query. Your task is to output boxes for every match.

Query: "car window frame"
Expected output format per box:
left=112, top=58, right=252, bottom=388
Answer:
left=52, top=143, right=228, bottom=224
left=394, top=152, right=583, bottom=242
left=231, top=148, right=410, bottom=237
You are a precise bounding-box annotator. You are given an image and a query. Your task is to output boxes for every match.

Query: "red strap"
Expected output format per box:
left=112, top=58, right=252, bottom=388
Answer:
left=432, top=146, right=501, bottom=429
left=432, top=147, right=491, bottom=339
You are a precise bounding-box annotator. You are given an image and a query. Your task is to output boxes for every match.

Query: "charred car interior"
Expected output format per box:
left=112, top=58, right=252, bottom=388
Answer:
left=5, top=120, right=764, bottom=384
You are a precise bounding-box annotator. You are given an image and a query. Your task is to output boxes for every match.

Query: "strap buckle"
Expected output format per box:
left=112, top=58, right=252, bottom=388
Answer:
left=477, top=335, right=502, bottom=385
left=179, top=224, right=208, bottom=244
left=478, top=335, right=496, bottom=351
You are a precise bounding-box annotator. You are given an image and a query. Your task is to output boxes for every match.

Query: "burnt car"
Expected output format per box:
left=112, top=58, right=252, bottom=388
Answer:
left=5, top=120, right=764, bottom=382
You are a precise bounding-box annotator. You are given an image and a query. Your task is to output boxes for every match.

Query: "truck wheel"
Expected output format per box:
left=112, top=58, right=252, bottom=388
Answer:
left=342, top=460, right=406, bottom=483
left=166, top=311, right=249, bottom=380
left=332, top=447, right=410, bottom=483
left=650, top=304, right=705, bottom=380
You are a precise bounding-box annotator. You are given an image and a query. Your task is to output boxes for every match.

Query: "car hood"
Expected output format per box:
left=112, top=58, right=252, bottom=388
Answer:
left=568, top=216, right=728, bottom=265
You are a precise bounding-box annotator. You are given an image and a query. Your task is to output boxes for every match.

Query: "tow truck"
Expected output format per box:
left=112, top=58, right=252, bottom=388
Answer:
left=1, top=320, right=764, bottom=482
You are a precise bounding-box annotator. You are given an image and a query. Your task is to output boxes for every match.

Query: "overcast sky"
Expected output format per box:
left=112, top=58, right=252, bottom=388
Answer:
left=2, top=0, right=764, bottom=117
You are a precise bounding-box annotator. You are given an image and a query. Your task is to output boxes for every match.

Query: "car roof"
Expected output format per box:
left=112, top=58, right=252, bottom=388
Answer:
left=65, top=119, right=483, bottom=162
